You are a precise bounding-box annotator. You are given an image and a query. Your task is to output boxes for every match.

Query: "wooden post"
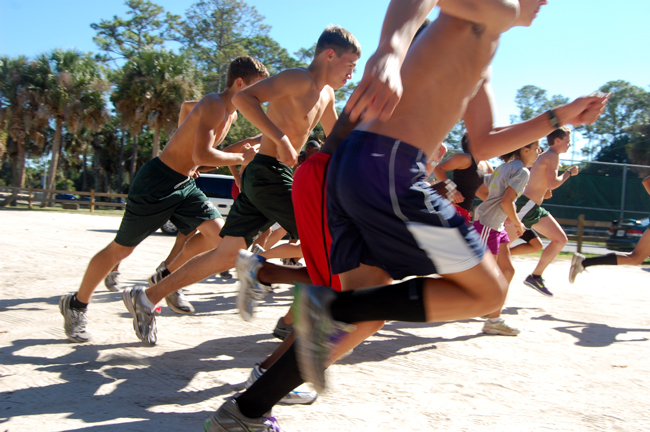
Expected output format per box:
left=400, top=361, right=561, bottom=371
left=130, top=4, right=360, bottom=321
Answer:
left=28, top=186, right=33, bottom=209
left=90, top=189, right=95, bottom=213
left=577, top=214, right=585, bottom=254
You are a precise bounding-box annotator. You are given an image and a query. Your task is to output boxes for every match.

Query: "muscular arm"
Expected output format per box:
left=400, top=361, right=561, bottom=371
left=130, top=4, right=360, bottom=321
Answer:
left=192, top=100, right=248, bottom=167
left=319, top=91, right=338, bottom=137
left=464, top=75, right=609, bottom=161
left=433, top=153, right=473, bottom=182
left=320, top=111, right=360, bottom=155
left=232, top=69, right=308, bottom=165
left=544, top=154, right=573, bottom=191
left=345, top=0, right=439, bottom=122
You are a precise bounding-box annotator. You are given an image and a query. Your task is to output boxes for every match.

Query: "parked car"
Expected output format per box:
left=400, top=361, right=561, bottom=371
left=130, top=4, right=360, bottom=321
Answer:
left=160, top=174, right=235, bottom=235
left=606, top=218, right=648, bottom=252
left=55, top=193, right=77, bottom=201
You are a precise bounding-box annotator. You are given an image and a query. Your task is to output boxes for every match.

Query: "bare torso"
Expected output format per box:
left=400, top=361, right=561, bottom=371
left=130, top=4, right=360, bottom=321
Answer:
left=524, top=150, right=559, bottom=204
left=360, top=13, right=501, bottom=159
left=159, top=93, right=236, bottom=176
left=258, top=69, right=335, bottom=159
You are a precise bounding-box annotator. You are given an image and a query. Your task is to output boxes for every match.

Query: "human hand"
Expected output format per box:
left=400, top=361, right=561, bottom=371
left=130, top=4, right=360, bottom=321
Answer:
left=241, top=144, right=258, bottom=165
left=568, top=165, right=579, bottom=176
left=544, top=189, right=553, bottom=199
left=556, top=93, right=610, bottom=127
left=276, top=137, right=298, bottom=167
left=344, top=47, right=402, bottom=123
left=514, top=221, right=526, bottom=237
left=451, top=190, right=464, bottom=204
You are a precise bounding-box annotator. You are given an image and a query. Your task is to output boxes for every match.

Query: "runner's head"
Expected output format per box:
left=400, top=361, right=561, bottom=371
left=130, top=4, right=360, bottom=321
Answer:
left=315, top=26, right=361, bottom=90
left=226, top=56, right=270, bottom=90
left=513, top=0, right=548, bottom=27
left=499, top=140, right=540, bottom=167
left=547, top=126, right=572, bottom=153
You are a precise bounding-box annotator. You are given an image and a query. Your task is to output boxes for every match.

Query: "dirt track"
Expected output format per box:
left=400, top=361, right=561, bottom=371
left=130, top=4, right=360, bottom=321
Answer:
left=1, top=208, right=649, bottom=431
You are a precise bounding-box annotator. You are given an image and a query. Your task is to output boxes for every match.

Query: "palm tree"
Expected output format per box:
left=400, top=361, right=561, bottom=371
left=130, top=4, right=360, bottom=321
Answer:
left=0, top=56, right=48, bottom=205
left=112, top=49, right=201, bottom=180
left=33, top=49, right=109, bottom=205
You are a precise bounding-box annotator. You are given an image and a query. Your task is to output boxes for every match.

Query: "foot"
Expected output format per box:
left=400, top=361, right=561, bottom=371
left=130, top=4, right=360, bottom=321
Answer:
left=281, top=258, right=303, bottom=267
left=524, top=275, right=553, bottom=297
left=293, top=284, right=354, bottom=393
left=272, top=317, right=292, bottom=341
left=122, top=286, right=160, bottom=346
left=165, top=289, right=195, bottom=314
left=220, top=270, right=233, bottom=279
left=104, top=271, right=121, bottom=292
left=482, top=318, right=520, bottom=336
left=59, top=294, right=91, bottom=343
left=250, top=244, right=265, bottom=255
left=569, top=253, right=585, bottom=284
left=236, top=250, right=271, bottom=321
left=245, top=364, right=318, bottom=405
left=148, top=265, right=167, bottom=286
left=204, top=397, right=280, bottom=432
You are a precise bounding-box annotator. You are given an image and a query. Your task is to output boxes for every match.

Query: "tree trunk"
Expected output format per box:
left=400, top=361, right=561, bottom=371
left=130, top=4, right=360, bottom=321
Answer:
left=117, top=130, right=125, bottom=193
left=0, top=137, right=21, bottom=207
left=129, top=133, right=139, bottom=186
left=152, top=125, right=161, bottom=159
left=44, top=118, right=63, bottom=207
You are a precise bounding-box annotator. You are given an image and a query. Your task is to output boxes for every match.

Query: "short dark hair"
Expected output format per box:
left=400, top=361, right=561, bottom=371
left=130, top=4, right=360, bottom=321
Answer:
left=305, top=140, right=321, bottom=150
left=314, top=26, right=361, bottom=58
left=413, top=18, right=431, bottom=42
left=461, top=133, right=470, bottom=153
left=499, top=140, right=539, bottom=163
left=547, top=126, right=571, bottom=146
left=226, top=56, right=269, bottom=88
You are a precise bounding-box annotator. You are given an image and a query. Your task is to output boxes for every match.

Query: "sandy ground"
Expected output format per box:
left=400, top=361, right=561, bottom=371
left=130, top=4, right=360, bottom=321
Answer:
left=1, top=208, right=649, bottom=432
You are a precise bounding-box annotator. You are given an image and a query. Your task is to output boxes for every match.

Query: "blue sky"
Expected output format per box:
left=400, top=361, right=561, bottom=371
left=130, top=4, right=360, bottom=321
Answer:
left=2, top=0, right=649, bottom=157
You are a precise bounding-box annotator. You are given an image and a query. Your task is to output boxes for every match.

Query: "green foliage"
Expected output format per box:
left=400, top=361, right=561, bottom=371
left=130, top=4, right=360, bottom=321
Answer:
left=509, top=84, right=569, bottom=123
left=444, top=121, right=466, bottom=151
left=91, top=0, right=180, bottom=63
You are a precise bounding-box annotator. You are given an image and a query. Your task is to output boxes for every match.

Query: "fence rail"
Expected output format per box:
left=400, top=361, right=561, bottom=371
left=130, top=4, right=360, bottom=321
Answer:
left=0, top=186, right=127, bottom=212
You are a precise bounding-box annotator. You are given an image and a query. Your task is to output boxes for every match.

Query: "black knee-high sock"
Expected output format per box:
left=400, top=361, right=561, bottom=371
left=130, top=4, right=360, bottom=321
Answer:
left=330, top=278, right=427, bottom=324
left=583, top=253, right=618, bottom=268
left=236, top=343, right=304, bottom=418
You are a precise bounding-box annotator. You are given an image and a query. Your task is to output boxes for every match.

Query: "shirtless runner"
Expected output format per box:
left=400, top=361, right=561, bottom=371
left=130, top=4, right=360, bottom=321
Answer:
left=58, top=56, right=267, bottom=344
left=121, top=26, right=361, bottom=347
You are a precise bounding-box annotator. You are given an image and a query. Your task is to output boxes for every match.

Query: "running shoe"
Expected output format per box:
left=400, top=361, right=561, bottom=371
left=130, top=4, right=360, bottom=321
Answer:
left=165, top=289, right=195, bottom=314
left=293, top=283, right=355, bottom=393
left=220, top=270, right=233, bottom=279
left=281, top=258, right=303, bottom=267
left=251, top=244, right=265, bottom=255
left=524, top=275, right=553, bottom=297
left=59, top=294, right=91, bottom=343
left=236, top=249, right=271, bottom=322
left=482, top=318, right=521, bottom=336
left=245, top=364, right=318, bottom=405
left=148, top=267, right=166, bottom=286
left=569, top=253, right=586, bottom=284
left=204, top=397, right=280, bottom=432
left=104, top=271, right=121, bottom=292
left=122, top=286, right=160, bottom=346
left=155, top=261, right=167, bottom=274
left=272, top=317, right=292, bottom=340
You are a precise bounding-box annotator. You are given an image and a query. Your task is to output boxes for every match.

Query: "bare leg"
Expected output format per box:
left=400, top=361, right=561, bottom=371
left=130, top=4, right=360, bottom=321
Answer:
left=264, top=227, right=287, bottom=249
left=505, top=222, right=543, bottom=255
left=260, top=242, right=303, bottom=260
left=145, top=235, right=245, bottom=304
left=488, top=246, right=515, bottom=319
left=166, top=218, right=225, bottom=272
left=253, top=227, right=271, bottom=249
left=77, top=241, right=135, bottom=303
left=530, top=215, right=567, bottom=276
left=615, top=229, right=650, bottom=266
left=257, top=262, right=311, bottom=285
left=163, top=229, right=197, bottom=265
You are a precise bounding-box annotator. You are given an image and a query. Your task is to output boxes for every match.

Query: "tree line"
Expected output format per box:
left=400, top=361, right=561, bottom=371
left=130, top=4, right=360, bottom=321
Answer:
left=1, top=0, right=649, bottom=204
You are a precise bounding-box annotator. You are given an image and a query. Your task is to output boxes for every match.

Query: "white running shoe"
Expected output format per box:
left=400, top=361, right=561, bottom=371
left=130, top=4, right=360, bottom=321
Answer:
left=123, top=286, right=160, bottom=346
left=236, top=250, right=271, bottom=321
left=59, top=294, right=91, bottom=343
left=104, top=271, right=121, bottom=292
left=569, top=253, right=586, bottom=284
left=204, top=397, right=280, bottom=432
left=245, top=364, right=318, bottom=405
left=482, top=318, right=520, bottom=336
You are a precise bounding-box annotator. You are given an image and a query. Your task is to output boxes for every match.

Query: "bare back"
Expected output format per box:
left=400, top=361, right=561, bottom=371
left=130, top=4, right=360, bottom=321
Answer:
left=258, top=68, right=336, bottom=158
left=360, top=13, right=501, bottom=158
left=159, top=93, right=235, bottom=176
left=523, top=150, right=559, bottom=204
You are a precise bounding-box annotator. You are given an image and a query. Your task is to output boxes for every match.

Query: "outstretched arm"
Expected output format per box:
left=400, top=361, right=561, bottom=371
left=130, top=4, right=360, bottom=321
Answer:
left=433, top=153, right=473, bottom=182
left=643, top=176, right=650, bottom=196
left=464, top=74, right=609, bottom=161
left=345, top=0, right=439, bottom=122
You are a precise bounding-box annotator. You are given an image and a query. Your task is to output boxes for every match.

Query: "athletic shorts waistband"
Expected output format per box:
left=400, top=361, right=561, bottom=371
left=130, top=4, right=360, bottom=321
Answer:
left=344, top=130, right=425, bottom=161
left=250, top=153, right=292, bottom=171
left=148, top=157, right=193, bottom=188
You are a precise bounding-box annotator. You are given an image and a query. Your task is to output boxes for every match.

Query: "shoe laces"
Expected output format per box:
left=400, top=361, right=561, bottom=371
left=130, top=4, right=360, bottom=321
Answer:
left=71, top=308, right=88, bottom=330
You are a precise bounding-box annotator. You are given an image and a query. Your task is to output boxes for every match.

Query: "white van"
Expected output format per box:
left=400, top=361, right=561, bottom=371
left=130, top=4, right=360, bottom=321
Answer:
left=160, top=173, right=235, bottom=235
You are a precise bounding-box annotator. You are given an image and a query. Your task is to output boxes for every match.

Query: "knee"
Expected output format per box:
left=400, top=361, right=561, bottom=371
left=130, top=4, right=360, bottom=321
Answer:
left=501, top=266, right=515, bottom=283
left=106, top=243, right=134, bottom=261
left=628, top=254, right=643, bottom=266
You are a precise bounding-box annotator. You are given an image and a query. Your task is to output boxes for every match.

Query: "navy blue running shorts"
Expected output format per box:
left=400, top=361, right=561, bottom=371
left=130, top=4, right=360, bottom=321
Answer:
left=327, top=131, right=484, bottom=280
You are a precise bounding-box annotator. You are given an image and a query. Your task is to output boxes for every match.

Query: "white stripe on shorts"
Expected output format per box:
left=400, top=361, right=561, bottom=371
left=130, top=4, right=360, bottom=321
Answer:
left=517, top=198, right=536, bottom=221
